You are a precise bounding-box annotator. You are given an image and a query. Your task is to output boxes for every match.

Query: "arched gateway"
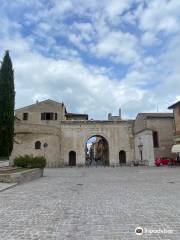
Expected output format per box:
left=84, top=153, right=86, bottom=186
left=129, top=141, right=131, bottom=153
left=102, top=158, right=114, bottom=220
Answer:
left=85, top=135, right=109, bottom=166
left=60, top=118, right=134, bottom=167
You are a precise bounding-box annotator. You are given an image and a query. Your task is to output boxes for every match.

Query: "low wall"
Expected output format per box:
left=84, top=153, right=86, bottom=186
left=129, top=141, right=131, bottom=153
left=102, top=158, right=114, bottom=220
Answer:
left=0, top=160, right=9, bottom=167
left=0, top=168, right=44, bottom=184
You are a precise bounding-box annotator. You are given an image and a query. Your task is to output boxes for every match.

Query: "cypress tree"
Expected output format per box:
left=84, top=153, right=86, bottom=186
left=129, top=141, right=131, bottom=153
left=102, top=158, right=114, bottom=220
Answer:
left=0, top=51, right=15, bottom=158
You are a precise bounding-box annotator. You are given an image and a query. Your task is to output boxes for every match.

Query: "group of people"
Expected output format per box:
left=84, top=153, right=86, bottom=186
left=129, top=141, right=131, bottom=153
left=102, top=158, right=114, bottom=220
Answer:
left=85, top=158, right=106, bottom=167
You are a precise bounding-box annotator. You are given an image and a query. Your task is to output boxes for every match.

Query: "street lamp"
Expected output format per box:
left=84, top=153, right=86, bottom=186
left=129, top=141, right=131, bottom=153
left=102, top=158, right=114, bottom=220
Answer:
left=43, top=143, right=48, bottom=158
left=138, top=139, right=143, bottom=163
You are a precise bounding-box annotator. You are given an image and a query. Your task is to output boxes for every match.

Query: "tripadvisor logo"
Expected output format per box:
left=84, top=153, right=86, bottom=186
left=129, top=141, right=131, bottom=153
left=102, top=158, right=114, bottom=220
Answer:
left=135, top=227, right=144, bottom=235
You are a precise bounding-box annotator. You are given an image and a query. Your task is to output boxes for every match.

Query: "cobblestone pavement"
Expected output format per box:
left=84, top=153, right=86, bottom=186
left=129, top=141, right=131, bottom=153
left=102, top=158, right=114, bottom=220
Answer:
left=0, top=182, right=17, bottom=192
left=0, top=167, right=180, bottom=240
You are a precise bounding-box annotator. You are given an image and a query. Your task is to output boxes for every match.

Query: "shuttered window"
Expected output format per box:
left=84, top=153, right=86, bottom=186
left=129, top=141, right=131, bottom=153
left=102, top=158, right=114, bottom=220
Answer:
left=23, top=112, right=28, bottom=120
left=41, top=112, right=58, bottom=120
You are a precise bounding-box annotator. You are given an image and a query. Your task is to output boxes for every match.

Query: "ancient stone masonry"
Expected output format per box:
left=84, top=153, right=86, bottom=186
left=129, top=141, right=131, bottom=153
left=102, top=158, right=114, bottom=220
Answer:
left=11, top=99, right=174, bottom=167
left=169, top=101, right=180, bottom=144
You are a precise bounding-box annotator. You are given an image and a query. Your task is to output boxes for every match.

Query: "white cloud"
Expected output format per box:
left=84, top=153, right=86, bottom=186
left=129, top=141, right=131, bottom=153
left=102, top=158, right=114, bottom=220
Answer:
left=139, top=0, right=180, bottom=34
left=141, top=32, right=158, bottom=46
left=103, top=0, right=133, bottom=24
left=0, top=27, right=144, bottom=119
left=13, top=50, right=145, bottom=119
left=0, top=0, right=180, bottom=119
left=92, top=31, right=139, bottom=64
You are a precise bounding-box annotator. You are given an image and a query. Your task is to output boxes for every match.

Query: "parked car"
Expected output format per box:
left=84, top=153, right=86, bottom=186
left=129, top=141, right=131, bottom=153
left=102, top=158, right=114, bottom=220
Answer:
left=155, top=157, right=177, bottom=166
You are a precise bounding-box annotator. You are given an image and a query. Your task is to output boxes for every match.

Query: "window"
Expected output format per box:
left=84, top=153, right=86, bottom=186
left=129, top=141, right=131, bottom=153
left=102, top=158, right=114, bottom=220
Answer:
left=55, top=113, right=58, bottom=120
left=41, top=113, right=45, bottom=120
left=153, top=131, right=159, bottom=148
left=41, top=112, right=57, bottom=120
left=23, top=112, right=28, bottom=120
left=35, top=141, right=41, bottom=149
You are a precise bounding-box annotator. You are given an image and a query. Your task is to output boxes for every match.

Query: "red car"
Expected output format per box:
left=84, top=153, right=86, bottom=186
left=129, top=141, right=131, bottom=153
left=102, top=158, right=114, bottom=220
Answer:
left=155, top=157, right=177, bottom=166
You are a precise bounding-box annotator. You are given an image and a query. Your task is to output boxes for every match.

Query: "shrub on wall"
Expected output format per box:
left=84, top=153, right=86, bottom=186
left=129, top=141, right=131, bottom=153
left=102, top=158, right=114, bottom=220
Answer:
left=14, top=155, right=46, bottom=168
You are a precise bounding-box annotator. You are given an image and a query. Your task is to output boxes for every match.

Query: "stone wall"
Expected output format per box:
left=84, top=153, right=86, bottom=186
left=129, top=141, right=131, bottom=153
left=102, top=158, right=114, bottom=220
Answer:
left=133, top=114, right=146, bottom=134
left=11, top=119, right=135, bottom=167
left=134, top=130, right=154, bottom=165
left=11, top=123, right=62, bottom=167
left=61, top=120, right=135, bottom=166
left=0, top=168, right=43, bottom=184
left=174, top=105, right=180, bottom=137
left=146, top=118, right=174, bottom=158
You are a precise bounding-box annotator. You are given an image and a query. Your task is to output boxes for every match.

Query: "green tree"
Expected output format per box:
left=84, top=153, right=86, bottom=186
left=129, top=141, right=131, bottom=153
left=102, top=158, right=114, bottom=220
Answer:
left=0, top=51, right=15, bottom=158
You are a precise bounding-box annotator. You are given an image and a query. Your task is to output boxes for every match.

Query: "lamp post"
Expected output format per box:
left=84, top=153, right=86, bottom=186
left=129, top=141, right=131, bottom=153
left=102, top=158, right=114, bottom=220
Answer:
left=138, top=139, right=143, bottom=163
left=43, top=143, right=48, bottom=158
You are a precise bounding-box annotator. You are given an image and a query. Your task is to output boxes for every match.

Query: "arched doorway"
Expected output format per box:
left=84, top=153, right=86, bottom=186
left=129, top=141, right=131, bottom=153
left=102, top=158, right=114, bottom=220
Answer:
left=85, top=135, right=109, bottom=166
left=35, top=141, right=41, bottom=149
left=69, top=151, right=76, bottom=166
left=119, top=150, right=126, bottom=165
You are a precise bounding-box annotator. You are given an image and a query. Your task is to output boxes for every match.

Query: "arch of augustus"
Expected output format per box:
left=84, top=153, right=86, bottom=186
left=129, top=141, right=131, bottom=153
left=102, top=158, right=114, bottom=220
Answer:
left=11, top=99, right=175, bottom=167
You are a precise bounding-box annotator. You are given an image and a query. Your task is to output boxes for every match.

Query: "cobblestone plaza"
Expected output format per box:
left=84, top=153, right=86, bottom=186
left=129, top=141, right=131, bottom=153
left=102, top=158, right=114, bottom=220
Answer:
left=0, top=167, right=180, bottom=239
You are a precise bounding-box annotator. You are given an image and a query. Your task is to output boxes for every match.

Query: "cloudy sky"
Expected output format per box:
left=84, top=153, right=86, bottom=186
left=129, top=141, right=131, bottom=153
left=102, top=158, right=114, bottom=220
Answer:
left=0, top=0, right=180, bottom=119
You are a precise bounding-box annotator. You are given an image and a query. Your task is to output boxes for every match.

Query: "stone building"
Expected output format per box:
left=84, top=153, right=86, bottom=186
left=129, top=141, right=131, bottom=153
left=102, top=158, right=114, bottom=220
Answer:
left=168, top=101, right=180, bottom=153
left=134, top=113, right=175, bottom=164
left=92, top=137, right=109, bottom=165
left=11, top=99, right=174, bottom=167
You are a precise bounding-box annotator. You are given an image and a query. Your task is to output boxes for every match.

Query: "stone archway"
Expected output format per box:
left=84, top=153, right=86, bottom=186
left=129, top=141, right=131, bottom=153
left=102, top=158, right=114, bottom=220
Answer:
left=119, top=150, right=126, bottom=165
left=69, top=151, right=76, bottom=166
left=85, top=135, right=109, bottom=166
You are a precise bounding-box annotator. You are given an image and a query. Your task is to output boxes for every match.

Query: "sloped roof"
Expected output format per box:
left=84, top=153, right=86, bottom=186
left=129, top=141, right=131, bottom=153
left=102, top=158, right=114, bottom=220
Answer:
left=16, top=99, right=63, bottom=111
left=168, top=101, right=180, bottom=109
